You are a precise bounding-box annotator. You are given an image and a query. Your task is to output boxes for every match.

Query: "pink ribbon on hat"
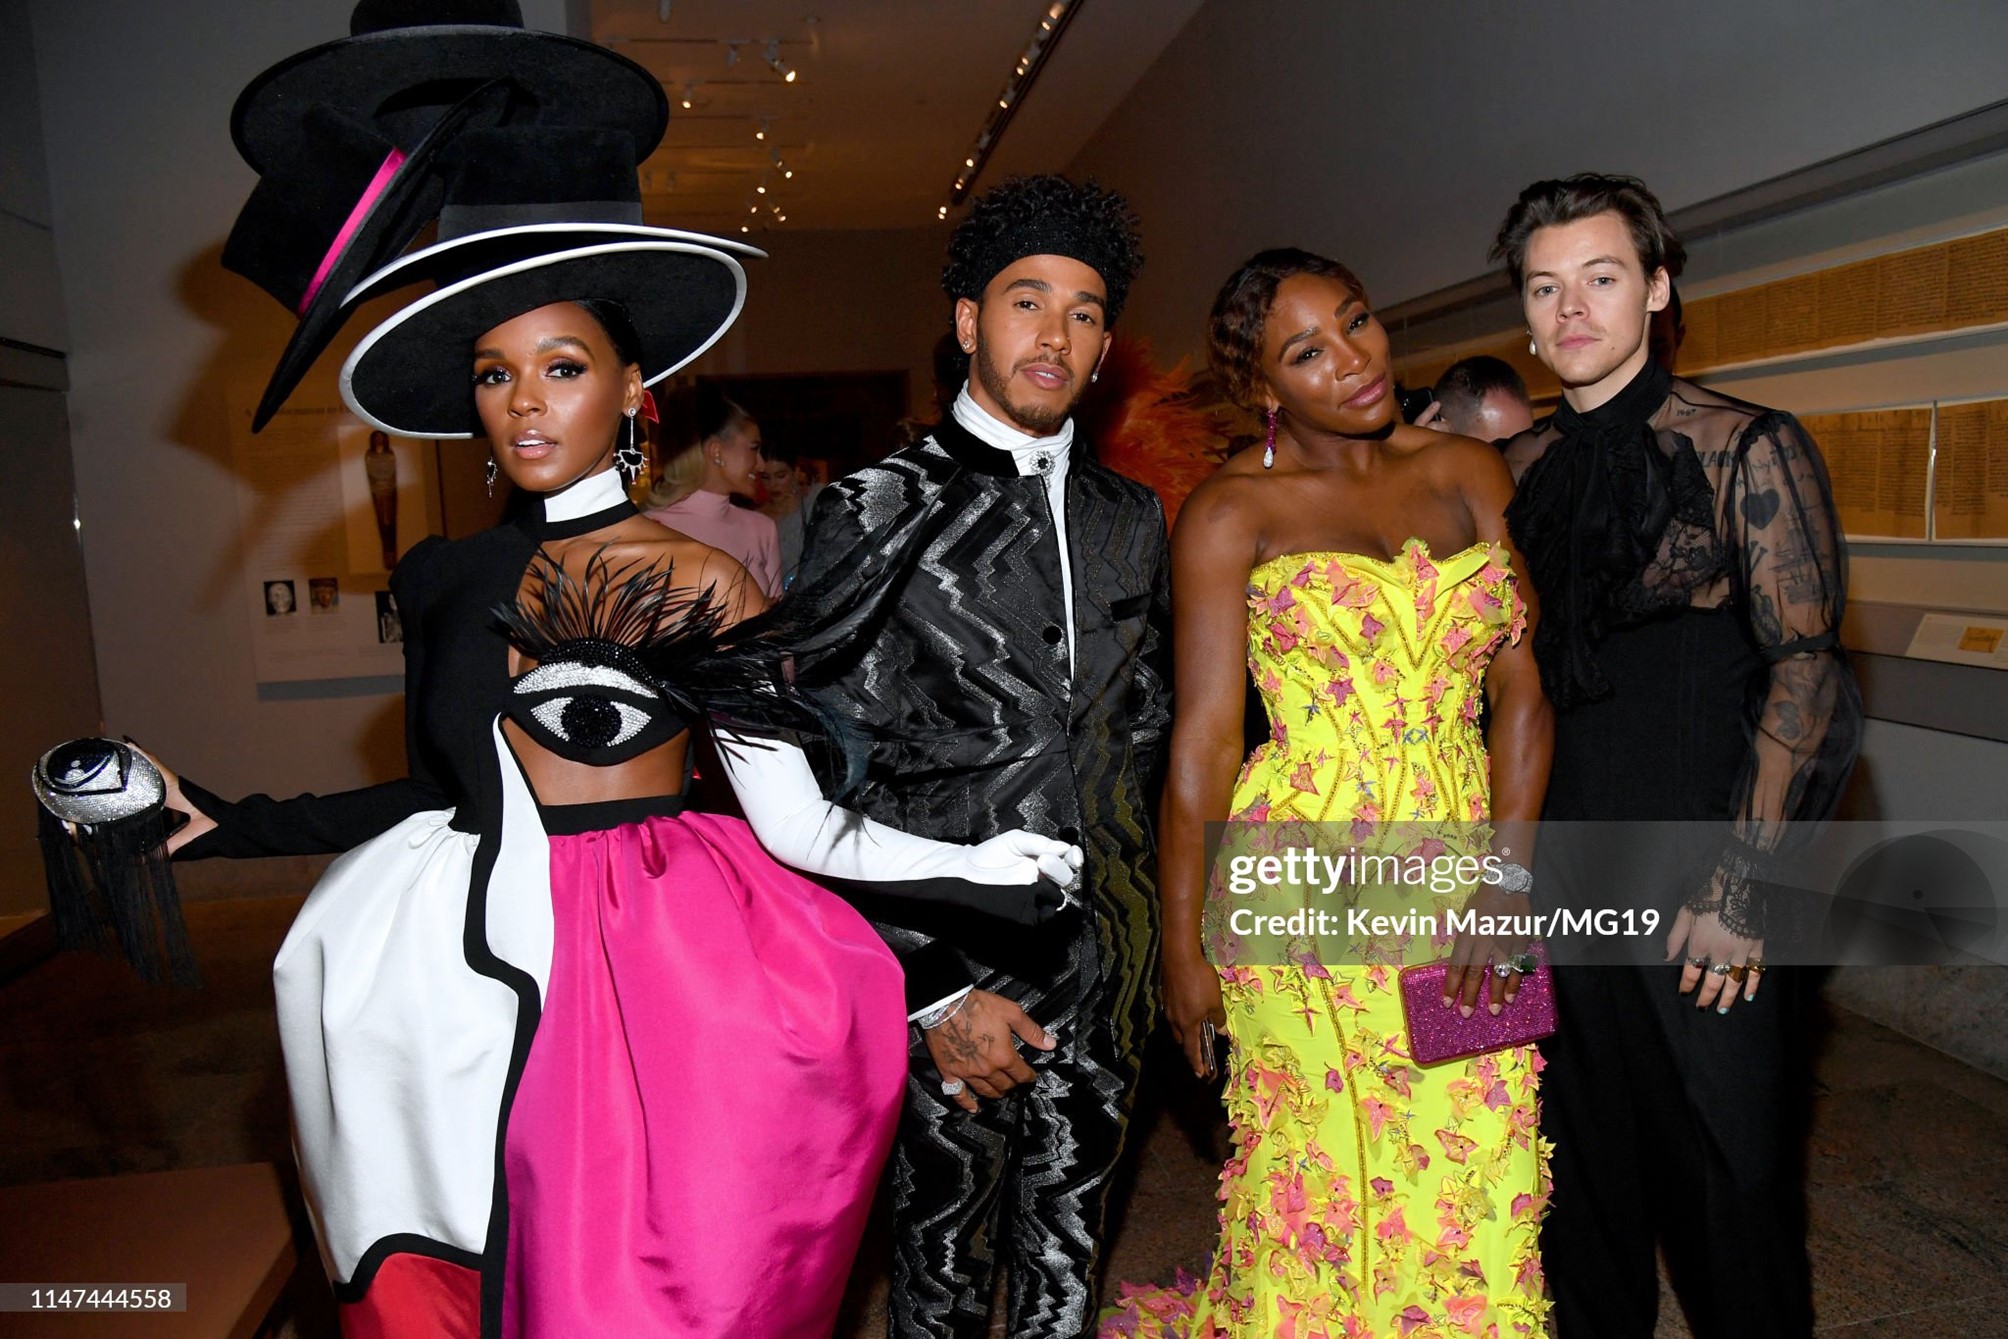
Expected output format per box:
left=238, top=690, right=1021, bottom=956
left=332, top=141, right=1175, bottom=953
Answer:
left=297, top=148, right=407, bottom=314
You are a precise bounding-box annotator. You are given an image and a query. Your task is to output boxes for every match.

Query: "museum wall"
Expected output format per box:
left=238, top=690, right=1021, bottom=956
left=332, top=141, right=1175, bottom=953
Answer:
left=0, top=0, right=102, bottom=917
left=22, top=0, right=570, bottom=849
left=1067, top=0, right=2008, bottom=365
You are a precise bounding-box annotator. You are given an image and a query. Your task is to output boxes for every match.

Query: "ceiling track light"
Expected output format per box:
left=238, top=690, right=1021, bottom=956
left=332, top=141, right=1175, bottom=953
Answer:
left=754, top=117, right=769, bottom=141
left=938, top=0, right=1083, bottom=215
left=763, top=38, right=796, bottom=83
left=679, top=81, right=697, bottom=110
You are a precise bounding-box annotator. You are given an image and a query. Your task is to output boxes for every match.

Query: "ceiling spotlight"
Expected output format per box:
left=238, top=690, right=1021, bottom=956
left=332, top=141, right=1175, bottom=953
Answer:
left=938, top=205, right=949, bottom=219
left=740, top=225, right=750, bottom=233
left=723, top=40, right=741, bottom=68
left=756, top=183, right=767, bottom=194
left=783, top=168, right=794, bottom=179
left=776, top=212, right=787, bottom=223
left=755, top=118, right=769, bottom=141
left=763, top=39, right=796, bottom=82
left=679, top=81, right=697, bottom=109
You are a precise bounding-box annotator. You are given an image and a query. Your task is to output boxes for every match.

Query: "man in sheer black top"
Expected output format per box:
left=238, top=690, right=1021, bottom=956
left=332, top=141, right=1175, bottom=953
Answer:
left=1492, top=174, right=1859, bottom=1337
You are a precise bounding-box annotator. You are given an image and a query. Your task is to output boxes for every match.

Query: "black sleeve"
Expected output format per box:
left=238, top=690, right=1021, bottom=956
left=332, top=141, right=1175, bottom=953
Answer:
left=795, top=478, right=980, bottom=1011
left=1697, top=414, right=1863, bottom=937
left=173, top=537, right=453, bottom=860
left=1129, top=496, right=1174, bottom=798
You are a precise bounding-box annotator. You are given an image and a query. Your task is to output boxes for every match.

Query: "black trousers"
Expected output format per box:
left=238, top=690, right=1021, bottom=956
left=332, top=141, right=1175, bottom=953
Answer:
left=1539, top=963, right=1813, bottom=1338
left=885, top=921, right=1149, bottom=1339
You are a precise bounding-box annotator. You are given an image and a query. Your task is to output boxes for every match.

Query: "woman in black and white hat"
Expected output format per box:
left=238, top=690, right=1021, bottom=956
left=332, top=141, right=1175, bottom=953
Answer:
left=159, top=125, right=1082, bottom=1339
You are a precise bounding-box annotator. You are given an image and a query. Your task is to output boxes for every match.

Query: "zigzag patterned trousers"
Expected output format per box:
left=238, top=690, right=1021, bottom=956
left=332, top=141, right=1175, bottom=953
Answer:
left=885, top=919, right=1153, bottom=1338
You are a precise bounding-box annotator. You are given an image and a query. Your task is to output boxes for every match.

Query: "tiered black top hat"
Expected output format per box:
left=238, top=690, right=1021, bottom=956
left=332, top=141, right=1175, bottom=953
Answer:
left=339, top=127, right=762, bottom=439
left=226, top=0, right=671, bottom=432
left=232, top=0, right=667, bottom=171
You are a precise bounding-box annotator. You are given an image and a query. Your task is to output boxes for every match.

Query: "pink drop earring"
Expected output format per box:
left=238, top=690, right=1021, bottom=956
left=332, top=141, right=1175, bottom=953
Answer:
left=1262, top=408, right=1277, bottom=469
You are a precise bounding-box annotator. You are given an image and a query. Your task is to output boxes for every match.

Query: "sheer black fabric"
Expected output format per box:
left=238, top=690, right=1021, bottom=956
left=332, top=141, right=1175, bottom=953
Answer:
left=1508, top=365, right=1862, bottom=938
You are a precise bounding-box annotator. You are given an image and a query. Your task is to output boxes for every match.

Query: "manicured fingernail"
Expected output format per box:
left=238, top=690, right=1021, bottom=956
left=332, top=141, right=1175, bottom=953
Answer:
left=1717, top=1004, right=1730, bottom=1015
left=1744, top=989, right=1757, bottom=1002
left=1460, top=1004, right=1474, bottom=1018
left=1441, top=995, right=1454, bottom=1008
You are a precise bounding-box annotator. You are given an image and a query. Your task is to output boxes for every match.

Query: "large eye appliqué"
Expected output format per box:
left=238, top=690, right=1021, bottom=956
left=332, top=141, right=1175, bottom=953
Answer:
left=532, top=695, right=651, bottom=750
left=510, top=661, right=675, bottom=755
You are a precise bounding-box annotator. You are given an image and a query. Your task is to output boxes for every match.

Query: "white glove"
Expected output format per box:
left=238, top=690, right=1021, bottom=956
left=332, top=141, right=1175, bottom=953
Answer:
left=713, top=727, right=1083, bottom=923
left=969, top=829, right=1085, bottom=896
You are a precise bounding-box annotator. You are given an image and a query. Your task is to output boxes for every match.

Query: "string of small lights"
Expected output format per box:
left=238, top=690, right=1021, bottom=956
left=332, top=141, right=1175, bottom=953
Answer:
left=938, top=0, right=1085, bottom=220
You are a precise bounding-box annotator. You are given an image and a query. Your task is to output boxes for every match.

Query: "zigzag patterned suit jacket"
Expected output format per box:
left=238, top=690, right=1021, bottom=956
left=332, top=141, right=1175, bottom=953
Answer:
left=794, top=413, right=1170, bottom=1021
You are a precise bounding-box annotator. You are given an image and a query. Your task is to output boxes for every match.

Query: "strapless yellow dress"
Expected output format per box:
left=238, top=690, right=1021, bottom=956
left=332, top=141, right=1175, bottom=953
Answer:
left=1106, top=539, right=1551, bottom=1339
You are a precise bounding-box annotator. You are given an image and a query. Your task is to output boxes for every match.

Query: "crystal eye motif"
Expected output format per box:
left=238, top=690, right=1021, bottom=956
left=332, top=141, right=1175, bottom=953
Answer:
left=512, top=662, right=663, bottom=751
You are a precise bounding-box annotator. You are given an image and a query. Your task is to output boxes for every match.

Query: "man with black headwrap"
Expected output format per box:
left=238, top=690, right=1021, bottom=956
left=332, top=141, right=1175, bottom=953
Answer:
left=793, top=174, right=1170, bottom=1338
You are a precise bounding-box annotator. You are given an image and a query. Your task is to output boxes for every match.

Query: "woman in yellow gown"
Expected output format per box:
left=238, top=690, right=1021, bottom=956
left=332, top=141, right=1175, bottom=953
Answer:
left=1105, top=250, right=1554, bottom=1338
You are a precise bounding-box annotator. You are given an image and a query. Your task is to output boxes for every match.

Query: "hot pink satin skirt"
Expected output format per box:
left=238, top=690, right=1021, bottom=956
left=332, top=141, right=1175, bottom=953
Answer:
left=500, top=807, right=907, bottom=1338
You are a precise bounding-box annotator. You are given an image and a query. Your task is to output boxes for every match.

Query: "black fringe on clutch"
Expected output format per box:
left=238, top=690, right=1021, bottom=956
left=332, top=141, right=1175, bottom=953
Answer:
left=38, top=805, right=199, bottom=987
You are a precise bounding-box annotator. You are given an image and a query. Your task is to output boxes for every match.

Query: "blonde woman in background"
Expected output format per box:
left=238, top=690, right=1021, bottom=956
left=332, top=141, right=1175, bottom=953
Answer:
left=645, top=384, right=783, bottom=596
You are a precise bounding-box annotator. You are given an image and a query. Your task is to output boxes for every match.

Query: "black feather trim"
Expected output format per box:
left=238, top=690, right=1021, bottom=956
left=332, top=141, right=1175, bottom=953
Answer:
left=494, top=546, right=862, bottom=785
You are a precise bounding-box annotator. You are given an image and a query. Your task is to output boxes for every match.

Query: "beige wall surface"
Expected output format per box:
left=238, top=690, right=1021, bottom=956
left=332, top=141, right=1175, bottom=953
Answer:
left=1067, top=0, right=2008, bottom=366
left=687, top=223, right=956, bottom=421
left=2, top=0, right=99, bottom=917
left=25, top=0, right=568, bottom=810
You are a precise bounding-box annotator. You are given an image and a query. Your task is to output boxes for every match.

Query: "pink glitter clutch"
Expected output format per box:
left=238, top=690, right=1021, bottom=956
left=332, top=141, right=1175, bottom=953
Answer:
left=1397, top=945, right=1557, bottom=1066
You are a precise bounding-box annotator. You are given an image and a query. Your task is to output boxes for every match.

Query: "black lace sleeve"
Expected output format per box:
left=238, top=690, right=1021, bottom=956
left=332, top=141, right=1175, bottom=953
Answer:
left=1702, top=412, right=1863, bottom=937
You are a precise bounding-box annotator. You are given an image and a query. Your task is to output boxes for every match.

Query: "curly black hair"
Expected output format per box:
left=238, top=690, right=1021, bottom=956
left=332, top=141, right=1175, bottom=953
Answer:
left=942, top=175, right=1144, bottom=323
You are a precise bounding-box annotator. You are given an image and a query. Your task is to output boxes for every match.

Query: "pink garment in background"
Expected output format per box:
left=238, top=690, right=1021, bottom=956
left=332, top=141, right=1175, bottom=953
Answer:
left=648, top=491, right=783, bottom=597
left=502, top=808, right=907, bottom=1338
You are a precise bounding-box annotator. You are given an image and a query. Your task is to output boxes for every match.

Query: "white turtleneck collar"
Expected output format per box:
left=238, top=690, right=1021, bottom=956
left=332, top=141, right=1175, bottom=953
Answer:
left=950, top=382, right=1076, bottom=678
left=542, top=466, right=629, bottom=522
left=952, top=384, right=1074, bottom=477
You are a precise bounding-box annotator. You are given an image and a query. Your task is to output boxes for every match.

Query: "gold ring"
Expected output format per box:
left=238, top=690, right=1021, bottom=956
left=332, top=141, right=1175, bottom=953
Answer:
left=1747, top=959, right=1766, bottom=973
left=1729, top=964, right=1749, bottom=983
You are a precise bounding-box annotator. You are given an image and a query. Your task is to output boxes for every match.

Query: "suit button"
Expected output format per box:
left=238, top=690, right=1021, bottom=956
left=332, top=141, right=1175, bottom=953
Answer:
left=1043, top=624, right=1063, bottom=645
left=1059, top=826, right=1080, bottom=844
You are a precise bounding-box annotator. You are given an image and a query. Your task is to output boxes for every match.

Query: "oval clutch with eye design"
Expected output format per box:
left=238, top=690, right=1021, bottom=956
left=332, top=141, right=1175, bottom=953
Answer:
left=31, top=737, right=197, bottom=985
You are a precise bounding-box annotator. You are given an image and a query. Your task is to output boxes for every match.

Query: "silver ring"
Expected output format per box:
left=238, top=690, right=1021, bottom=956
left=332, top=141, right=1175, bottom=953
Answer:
left=1708, top=961, right=1734, bottom=976
left=1684, top=955, right=1709, bottom=968
left=1492, top=963, right=1514, bottom=979
left=940, top=1078, right=966, bottom=1097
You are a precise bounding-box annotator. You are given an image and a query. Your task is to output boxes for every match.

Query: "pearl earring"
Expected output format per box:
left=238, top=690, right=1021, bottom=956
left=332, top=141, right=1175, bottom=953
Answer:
left=1528, top=336, right=1538, bottom=356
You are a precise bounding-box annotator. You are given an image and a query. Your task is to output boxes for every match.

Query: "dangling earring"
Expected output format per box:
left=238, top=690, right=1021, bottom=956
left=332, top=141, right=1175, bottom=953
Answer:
left=484, top=457, right=498, bottom=497
left=1090, top=371, right=1099, bottom=384
left=1262, top=408, right=1277, bottom=470
left=1528, top=335, right=1538, bottom=356
left=615, top=406, right=646, bottom=487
